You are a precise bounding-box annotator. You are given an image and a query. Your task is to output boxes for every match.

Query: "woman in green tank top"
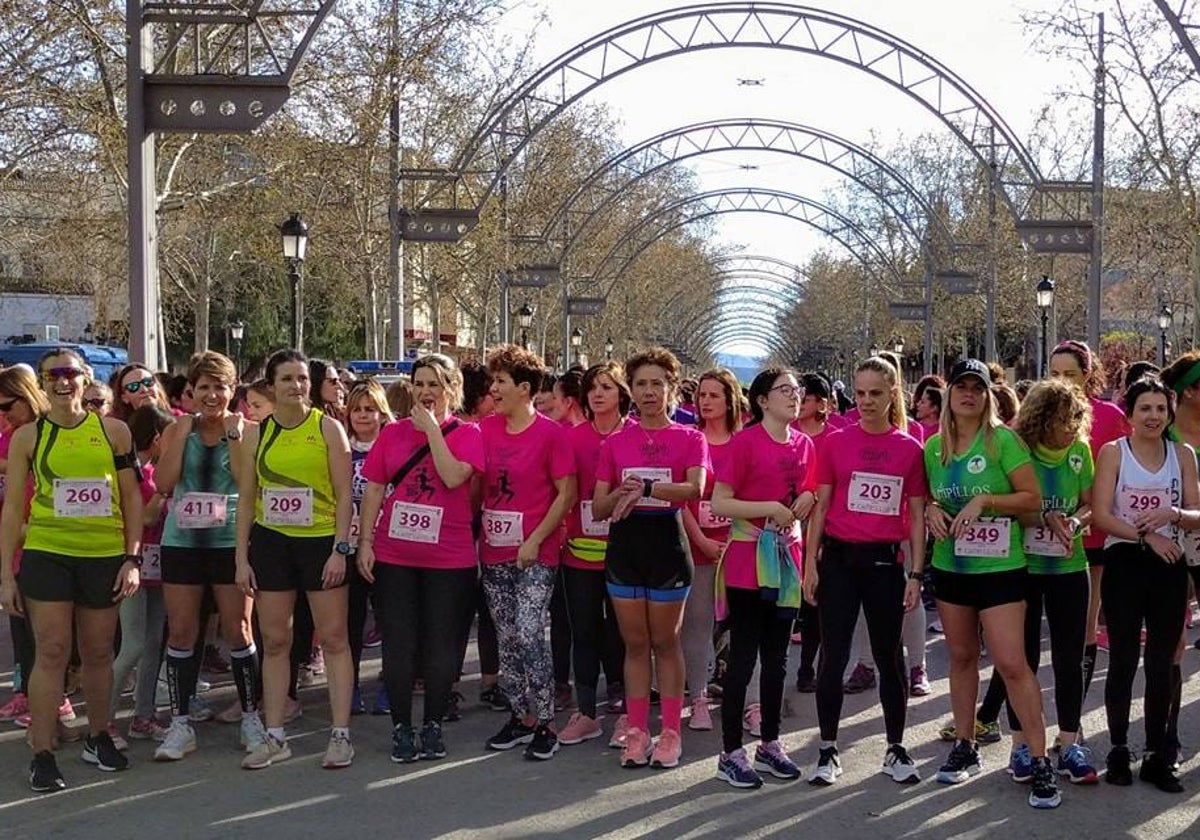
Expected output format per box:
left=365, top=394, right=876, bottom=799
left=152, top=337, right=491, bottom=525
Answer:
left=0, top=348, right=144, bottom=791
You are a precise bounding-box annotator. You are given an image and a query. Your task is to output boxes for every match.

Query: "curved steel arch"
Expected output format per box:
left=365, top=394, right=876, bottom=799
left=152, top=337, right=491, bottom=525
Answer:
left=674, top=283, right=800, bottom=336
left=714, top=269, right=807, bottom=299
left=452, top=2, right=1083, bottom=222
left=656, top=254, right=809, bottom=314
left=672, top=297, right=799, bottom=358
left=713, top=254, right=810, bottom=280
left=703, top=322, right=797, bottom=360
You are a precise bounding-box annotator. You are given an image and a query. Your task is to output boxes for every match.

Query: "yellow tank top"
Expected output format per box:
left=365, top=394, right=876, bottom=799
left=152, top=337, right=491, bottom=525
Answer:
left=24, top=412, right=125, bottom=558
left=255, top=408, right=336, bottom=537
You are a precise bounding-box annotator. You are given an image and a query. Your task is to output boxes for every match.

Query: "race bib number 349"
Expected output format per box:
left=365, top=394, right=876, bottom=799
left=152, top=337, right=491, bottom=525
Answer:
left=53, top=479, right=111, bottom=518
left=954, top=517, right=1011, bottom=558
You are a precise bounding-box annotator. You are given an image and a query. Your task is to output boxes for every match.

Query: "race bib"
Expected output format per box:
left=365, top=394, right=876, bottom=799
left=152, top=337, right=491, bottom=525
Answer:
left=348, top=509, right=362, bottom=548
left=622, top=467, right=672, bottom=509
left=697, top=500, right=730, bottom=530
left=53, top=479, right=111, bottom=518
left=388, top=501, right=444, bottom=544
left=580, top=501, right=609, bottom=537
left=141, top=544, right=162, bottom=582
left=847, top=472, right=903, bottom=517
left=1117, top=485, right=1171, bottom=526
left=262, top=487, right=313, bottom=527
left=482, top=509, right=524, bottom=547
left=954, top=517, right=1011, bottom=558
left=1183, top=529, right=1200, bottom=567
left=1022, top=523, right=1069, bottom=558
left=175, top=492, right=228, bottom=529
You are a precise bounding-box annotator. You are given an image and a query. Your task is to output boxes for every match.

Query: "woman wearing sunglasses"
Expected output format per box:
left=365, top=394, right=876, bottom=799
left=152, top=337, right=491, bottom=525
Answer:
left=1, top=349, right=145, bottom=792
left=109, top=364, right=169, bottom=423
left=82, top=382, right=113, bottom=416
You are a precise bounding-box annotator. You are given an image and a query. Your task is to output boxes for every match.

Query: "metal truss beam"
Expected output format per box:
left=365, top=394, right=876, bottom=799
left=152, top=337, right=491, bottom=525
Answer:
left=1155, top=1, right=1200, bottom=76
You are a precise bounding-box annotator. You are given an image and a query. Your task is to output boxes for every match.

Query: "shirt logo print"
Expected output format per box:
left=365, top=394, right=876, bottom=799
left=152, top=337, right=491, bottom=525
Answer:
left=407, top=466, right=437, bottom=503
left=1069, top=454, right=1083, bottom=473
left=967, top=455, right=987, bottom=475
left=488, top=468, right=516, bottom=506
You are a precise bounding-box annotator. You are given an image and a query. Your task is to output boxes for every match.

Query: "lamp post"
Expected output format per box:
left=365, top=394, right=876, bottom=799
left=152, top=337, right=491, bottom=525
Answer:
left=570, top=326, right=583, bottom=365
left=869, top=342, right=880, bottom=358
left=1159, top=304, right=1173, bottom=365
left=605, top=336, right=614, bottom=360
left=1036, top=274, right=1055, bottom=377
left=893, top=335, right=905, bottom=356
left=229, top=320, right=245, bottom=378
left=280, top=212, right=309, bottom=350
left=518, top=303, right=534, bottom=350
left=83, top=322, right=95, bottom=344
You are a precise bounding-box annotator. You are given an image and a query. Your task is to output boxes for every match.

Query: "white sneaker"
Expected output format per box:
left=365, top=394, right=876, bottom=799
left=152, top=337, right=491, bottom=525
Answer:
left=882, top=744, right=920, bottom=784
left=240, top=713, right=268, bottom=753
left=322, top=731, right=355, bottom=769
left=154, top=721, right=197, bottom=761
left=810, top=746, right=842, bottom=786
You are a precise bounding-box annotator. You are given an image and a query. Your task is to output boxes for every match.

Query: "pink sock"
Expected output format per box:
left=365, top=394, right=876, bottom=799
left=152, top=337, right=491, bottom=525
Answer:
left=627, top=696, right=650, bottom=731
left=661, top=696, right=684, bottom=733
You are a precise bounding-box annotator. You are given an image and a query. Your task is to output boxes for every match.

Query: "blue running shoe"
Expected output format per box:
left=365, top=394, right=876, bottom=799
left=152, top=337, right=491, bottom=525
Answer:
left=1008, top=743, right=1033, bottom=783
left=350, top=686, right=365, bottom=716
left=1057, top=743, right=1098, bottom=784
left=372, top=685, right=391, bottom=716
left=717, top=748, right=763, bottom=789
left=391, top=723, right=418, bottom=763
left=754, top=740, right=802, bottom=780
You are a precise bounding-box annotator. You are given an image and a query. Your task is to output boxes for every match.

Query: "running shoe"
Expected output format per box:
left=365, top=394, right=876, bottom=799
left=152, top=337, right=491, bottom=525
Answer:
left=1105, top=745, right=1133, bottom=786
left=609, top=714, right=630, bottom=749
left=420, top=720, right=447, bottom=760
left=524, top=724, right=559, bottom=761
left=717, top=747, right=763, bottom=789
left=606, top=682, right=625, bottom=714
left=479, top=683, right=510, bottom=712
left=58, top=696, right=76, bottom=723
left=1007, top=743, right=1033, bottom=783
left=688, top=697, right=713, bottom=731
left=843, top=663, right=876, bottom=694
left=809, top=746, right=842, bottom=786
left=445, top=691, right=464, bottom=723
left=1057, top=743, right=1098, bottom=784
left=882, top=744, right=920, bottom=784
left=941, top=719, right=1000, bottom=744
left=1029, top=756, right=1062, bottom=808
left=128, top=715, right=167, bottom=741
left=1096, top=627, right=1109, bottom=651
left=0, top=692, right=29, bottom=721
left=322, top=731, right=355, bottom=769
left=650, top=729, right=682, bottom=769
left=13, top=712, right=31, bottom=728
left=240, top=714, right=267, bottom=753
left=308, top=648, right=326, bottom=676
left=936, top=740, right=982, bottom=784
left=283, top=696, right=304, bottom=723
left=363, top=626, right=382, bottom=648
left=30, top=750, right=66, bottom=793
left=486, top=715, right=535, bottom=751
left=620, top=727, right=653, bottom=768
left=392, top=724, right=418, bottom=763
left=187, top=695, right=215, bottom=723
left=743, top=703, right=762, bottom=737
left=83, top=731, right=129, bottom=772
left=754, top=740, right=802, bottom=780
left=154, top=721, right=197, bottom=761
left=554, top=683, right=574, bottom=712
left=371, top=687, right=390, bottom=716
left=795, top=667, right=816, bottom=693
left=106, top=723, right=129, bottom=752
left=242, top=735, right=291, bottom=770
left=927, top=617, right=944, bottom=634
left=790, top=630, right=803, bottom=645
left=909, top=665, right=931, bottom=697
left=559, top=712, right=603, bottom=745
left=1139, top=752, right=1184, bottom=793
left=350, top=686, right=365, bottom=716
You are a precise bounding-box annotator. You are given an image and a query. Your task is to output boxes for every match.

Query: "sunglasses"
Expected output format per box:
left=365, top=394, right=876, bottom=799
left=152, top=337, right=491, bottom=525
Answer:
left=123, top=376, right=156, bottom=394
left=769, top=384, right=802, bottom=398
left=0, top=397, right=18, bottom=412
left=42, top=367, right=85, bottom=382
left=83, top=398, right=108, bottom=410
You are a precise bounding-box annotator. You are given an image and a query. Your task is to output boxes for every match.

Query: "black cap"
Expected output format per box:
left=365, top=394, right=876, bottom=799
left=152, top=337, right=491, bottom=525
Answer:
left=948, top=358, right=991, bottom=386
left=800, top=373, right=831, bottom=399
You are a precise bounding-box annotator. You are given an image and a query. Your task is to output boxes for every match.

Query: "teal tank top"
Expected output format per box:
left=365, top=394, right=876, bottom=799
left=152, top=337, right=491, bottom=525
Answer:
left=160, top=428, right=239, bottom=549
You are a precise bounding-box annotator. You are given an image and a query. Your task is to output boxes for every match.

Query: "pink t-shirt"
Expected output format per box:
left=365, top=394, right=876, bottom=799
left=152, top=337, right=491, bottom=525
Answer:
left=826, top=412, right=850, bottom=431
left=842, top=408, right=921, bottom=440
left=0, top=432, right=33, bottom=576
left=595, top=422, right=709, bottom=512
left=362, top=418, right=485, bottom=569
left=919, top=419, right=939, bottom=442
left=479, top=412, right=575, bottom=567
left=686, top=434, right=735, bottom=566
left=817, top=424, right=927, bottom=545
left=139, top=462, right=164, bottom=588
left=1084, top=397, right=1131, bottom=550
left=714, top=424, right=818, bottom=590
left=563, top=417, right=632, bottom=570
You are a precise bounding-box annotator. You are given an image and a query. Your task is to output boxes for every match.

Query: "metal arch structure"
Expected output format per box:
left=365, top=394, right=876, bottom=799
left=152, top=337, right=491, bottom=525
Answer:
left=670, top=294, right=800, bottom=360
left=447, top=2, right=1089, bottom=225
left=674, top=286, right=798, bottom=340
left=127, top=1, right=339, bottom=364
left=713, top=254, right=811, bottom=285
left=705, top=321, right=797, bottom=361
left=1155, top=1, right=1200, bottom=76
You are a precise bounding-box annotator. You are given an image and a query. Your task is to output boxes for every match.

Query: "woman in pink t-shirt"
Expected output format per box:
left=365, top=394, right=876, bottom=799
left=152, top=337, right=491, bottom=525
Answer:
left=476, top=346, right=577, bottom=761
left=802, top=357, right=928, bottom=787
left=680, top=368, right=745, bottom=733
left=593, top=348, right=707, bottom=771
left=357, top=355, right=483, bottom=763
left=558, top=362, right=633, bottom=747
left=710, top=368, right=815, bottom=788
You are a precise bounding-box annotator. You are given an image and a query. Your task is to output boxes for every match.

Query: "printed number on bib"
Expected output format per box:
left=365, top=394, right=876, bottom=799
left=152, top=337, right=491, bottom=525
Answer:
left=697, top=501, right=730, bottom=530
left=847, top=472, right=903, bottom=517
left=621, top=467, right=672, bottom=508
left=262, top=487, right=313, bottom=527
left=580, top=501, right=609, bottom=537
left=1183, top=529, right=1200, bottom=568
left=1117, top=485, right=1171, bottom=526
left=141, top=544, right=162, bottom=582
left=482, top=509, right=523, bottom=547
left=348, top=510, right=361, bottom=549
left=1023, top=524, right=1069, bottom=558
left=53, top=479, right=110, bottom=518
left=388, top=502, right=443, bottom=544
left=954, top=517, right=1011, bottom=558
left=176, top=492, right=228, bottom=529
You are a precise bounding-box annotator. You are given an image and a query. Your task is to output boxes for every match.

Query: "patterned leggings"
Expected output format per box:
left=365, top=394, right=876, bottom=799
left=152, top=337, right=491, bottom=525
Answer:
left=482, top=563, right=556, bottom=723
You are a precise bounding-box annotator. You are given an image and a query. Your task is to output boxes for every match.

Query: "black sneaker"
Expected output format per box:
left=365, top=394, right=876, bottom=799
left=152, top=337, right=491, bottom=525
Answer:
left=445, top=691, right=464, bottom=723
left=479, top=684, right=511, bottom=712
left=486, top=715, right=534, bottom=751
left=391, top=723, right=418, bottom=763
left=419, top=720, right=446, bottom=760
left=1105, top=745, right=1133, bottom=786
left=1028, top=756, right=1062, bottom=808
left=524, top=724, right=559, bottom=761
left=82, top=731, right=129, bottom=772
left=30, top=750, right=66, bottom=792
left=795, top=667, right=816, bottom=693
left=936, top=740, right=982, bottom=784
left=1139, top=752, right=1184, bottom=793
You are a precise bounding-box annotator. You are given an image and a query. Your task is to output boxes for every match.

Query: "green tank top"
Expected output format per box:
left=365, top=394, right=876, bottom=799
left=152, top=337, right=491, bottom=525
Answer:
left=161, top=424, right=239, bottom=549
left=24, top=412, right=125, bottom=558
left=255, top=408, right=336, bottom=537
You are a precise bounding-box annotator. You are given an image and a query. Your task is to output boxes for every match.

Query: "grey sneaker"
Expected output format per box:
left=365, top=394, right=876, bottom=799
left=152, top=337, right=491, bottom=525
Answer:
left=153, top=721, right=196, bottom=761
left=242, top=734, right=291, bottom=770
left=322, top=731, right=355, bottom=769
left=239, top=713, right=267, bottom=753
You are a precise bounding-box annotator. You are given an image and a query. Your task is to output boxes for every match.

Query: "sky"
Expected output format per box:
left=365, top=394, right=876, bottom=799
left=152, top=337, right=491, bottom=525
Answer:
left=491, top=1, right=1099, bottom=357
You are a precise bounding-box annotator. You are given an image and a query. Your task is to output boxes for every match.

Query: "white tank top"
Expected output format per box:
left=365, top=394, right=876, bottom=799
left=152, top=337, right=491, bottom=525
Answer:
left=1106, top=437, right=1181, bottom=547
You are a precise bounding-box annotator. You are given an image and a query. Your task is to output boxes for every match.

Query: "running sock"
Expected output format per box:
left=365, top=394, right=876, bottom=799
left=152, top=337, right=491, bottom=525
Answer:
left=331, top=726, right=350, bottom=740
left=165, top=646, right=199, bottom=719
left=627, top=696, right=651, bottom=731
left=660, top=696, right=683, bottom=733
left=820, top=740, right=837, bottom=750
left=230, top=644, right=260, bottom=713
left=267, top=726, right=286, bottom=743
left=1082, top=643, right=1098, bottom=698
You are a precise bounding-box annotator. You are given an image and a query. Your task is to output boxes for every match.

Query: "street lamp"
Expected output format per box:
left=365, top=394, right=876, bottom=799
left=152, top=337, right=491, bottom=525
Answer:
left=893, top=335, right=905, bottom=355
left=83, top=322, right=94, bottom=344
left=518, top=302, right=534, bottom=350
left=1159, top=304, right=1173, bottom=365
left=571, top=327, right=583, bottom=364
left=229, top=320, right=245, bottom=377
left=280, top=212, right=309, bottom=350
left=1036, top=274, right=1055, bottom=377
left=869, top=343, right=880, bottom=357
left=604, top=336, right=614, bottom=360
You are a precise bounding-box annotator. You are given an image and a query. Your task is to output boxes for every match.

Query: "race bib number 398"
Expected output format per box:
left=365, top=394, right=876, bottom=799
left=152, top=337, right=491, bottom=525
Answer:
left=388, top=501, right=444, bottom=544
left=53, top=479, right=111, bottom=518
left=262, top=487, right=313, bottom=527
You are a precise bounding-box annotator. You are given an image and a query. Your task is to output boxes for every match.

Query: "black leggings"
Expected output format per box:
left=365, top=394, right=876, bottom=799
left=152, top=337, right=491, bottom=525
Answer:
left=346, top=555, right=377, bottom=688
left=1103, top=542, right=1188, bottom=757
left=562, top=565, right=625, bottom=717
left=551, top=568, right=572, bottom=687
left=720, top=588, right=794, bottom=752
left=797, top=598, right=820, bottom=675
left=815, top=540, right=907, bottom=744
left=376, top=564, right=477, bottom=727
left=456, top=580, right=500, bottom=679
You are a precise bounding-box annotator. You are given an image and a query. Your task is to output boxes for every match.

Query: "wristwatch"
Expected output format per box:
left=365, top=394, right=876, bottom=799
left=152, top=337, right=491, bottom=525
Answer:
left=907, top=570, right=925, bottom=582
left=642, top=478, right=655, bottom=498
left=224, top=426, right=242, bottom=441
left=335, top=541, right=353, bottom=556
left=125, top=554, right=144, bottom=569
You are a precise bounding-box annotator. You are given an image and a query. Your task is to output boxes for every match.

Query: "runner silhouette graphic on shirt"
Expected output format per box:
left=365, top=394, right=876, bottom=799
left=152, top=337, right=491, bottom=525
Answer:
left=410, top=467, right=437, bottom=503
left=490, top=469, right=516, bottom=506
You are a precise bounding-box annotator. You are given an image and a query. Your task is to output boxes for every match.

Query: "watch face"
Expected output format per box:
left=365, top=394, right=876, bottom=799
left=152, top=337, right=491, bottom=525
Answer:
left=336, top=541, right=352, bottom=555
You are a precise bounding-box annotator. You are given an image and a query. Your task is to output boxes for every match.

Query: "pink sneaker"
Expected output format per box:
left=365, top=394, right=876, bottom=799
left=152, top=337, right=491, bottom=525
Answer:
left=743, top=703, right=762, bottom=737
left=58, top=696, right=76, bottom=723
left=283, top=697, right=303, bottom=723
left=620, top=726, right=652, bottom=767
left=910, top=665, right=932, bottom=697
left=608, top=714, right=630, bottom=749
left=688, top=696, right=713, bottom=731
left=14, top=712, right=31, bottom=728
left=650, top=729, right=682, bottom=769
left=0, top=692, right=29, bottom=721
left=107, top=722, right=129, bottom=751
left=128, top=715, right=168, bottom=741
left=1096, top=627, right=1109, bottom=651
left=558, top=712, right=603, bottom=745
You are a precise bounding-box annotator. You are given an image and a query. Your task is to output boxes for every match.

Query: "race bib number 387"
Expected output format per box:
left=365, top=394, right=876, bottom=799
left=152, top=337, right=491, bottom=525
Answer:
left=482, top=509, right=524, bottom=547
